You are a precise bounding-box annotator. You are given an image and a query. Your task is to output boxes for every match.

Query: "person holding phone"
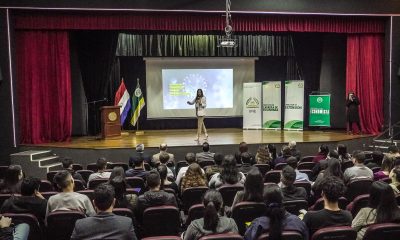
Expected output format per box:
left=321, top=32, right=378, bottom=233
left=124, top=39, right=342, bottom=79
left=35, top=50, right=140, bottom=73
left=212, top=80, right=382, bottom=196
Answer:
left=187, top=89, right=208, bottom=141
left=346, top=91, right=361, bottom=134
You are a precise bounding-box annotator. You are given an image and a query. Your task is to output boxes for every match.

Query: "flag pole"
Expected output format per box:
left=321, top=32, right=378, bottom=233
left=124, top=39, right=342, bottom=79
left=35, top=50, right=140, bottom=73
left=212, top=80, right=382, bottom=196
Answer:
left=135, top=78, right=144, bottom=135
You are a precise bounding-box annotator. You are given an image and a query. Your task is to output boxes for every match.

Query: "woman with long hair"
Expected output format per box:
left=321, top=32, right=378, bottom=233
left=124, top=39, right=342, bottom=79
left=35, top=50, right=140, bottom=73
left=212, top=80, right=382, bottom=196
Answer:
left=352, top=181, right=400, bottom=240
left=312, top=144, right=329, bottom=163
left=184, top=190, right=238, bottom=240
left=346, top=91, right=362, bottom=134
left=0, top=165, right=23, bottom=194
left=244, top=184, right=308, bottom=240
left=255, top=145, right=272, bottom=165
left=389, top=166, right=400, bottom=194
left=109, top=166, right=126, bottom=180
left=181, top=163, right=207, bottom=193
left=108, top=176, right=136, bottom=211
left=267, top=144, right=277, bottom=161
left=187, top=88, right=208, bottom=141
left=209, top=155, right=246, bottom=189
left=231, top=167, right=263, bottom=209
left=157, top=164, right=179, bottom=194
left=337, top=144, right=351, bottom=162
left=312, top=158, right=343, bottom=196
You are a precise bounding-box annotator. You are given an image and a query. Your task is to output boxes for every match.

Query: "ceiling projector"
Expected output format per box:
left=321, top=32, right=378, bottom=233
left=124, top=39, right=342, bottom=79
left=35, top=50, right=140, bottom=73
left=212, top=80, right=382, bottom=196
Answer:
left=218, top=38, right=237, bottom=48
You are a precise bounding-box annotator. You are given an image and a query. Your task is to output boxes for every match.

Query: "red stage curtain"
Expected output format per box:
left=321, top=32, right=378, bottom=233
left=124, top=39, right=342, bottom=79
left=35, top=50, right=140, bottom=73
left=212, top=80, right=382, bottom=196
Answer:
left=14, top=11, right=384, bottom=33
left=346, top=34, right=384, bottom=134
left=16, top=31, right=72, bottom=144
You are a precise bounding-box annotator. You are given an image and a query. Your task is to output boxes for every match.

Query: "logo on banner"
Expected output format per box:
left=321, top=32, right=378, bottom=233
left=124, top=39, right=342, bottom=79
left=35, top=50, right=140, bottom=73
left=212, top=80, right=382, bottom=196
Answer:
left=317, top=97, right=323, bottom=103
left=246, top=97, right=260, bottom=108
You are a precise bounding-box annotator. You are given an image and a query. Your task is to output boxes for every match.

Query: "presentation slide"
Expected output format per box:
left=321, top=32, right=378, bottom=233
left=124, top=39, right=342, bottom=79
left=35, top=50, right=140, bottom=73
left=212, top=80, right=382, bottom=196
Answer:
left=162, top=69, right=233, bottom=110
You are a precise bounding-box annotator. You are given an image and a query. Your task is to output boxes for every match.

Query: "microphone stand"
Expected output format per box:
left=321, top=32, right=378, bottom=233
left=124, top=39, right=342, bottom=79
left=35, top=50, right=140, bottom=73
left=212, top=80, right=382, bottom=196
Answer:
left=84, top=98, right=108, bottom=137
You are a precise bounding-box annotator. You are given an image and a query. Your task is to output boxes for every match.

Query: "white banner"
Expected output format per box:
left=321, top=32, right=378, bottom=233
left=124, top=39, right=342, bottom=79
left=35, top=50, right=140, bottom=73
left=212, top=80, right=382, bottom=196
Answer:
left=262, top=81, right=281, bottom=129
left=243, top=82, right=262, bottom=129
left=284, top=80, right=304, bottom=130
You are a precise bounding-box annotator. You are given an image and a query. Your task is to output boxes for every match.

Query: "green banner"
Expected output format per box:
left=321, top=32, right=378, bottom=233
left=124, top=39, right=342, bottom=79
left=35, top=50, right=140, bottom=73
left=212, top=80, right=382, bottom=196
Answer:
left=309, top=95, right=331, bottom=127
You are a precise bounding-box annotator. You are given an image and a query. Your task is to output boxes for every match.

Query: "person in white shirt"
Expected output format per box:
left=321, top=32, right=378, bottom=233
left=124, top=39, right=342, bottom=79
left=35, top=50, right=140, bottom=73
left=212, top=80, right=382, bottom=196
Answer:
left=187, top=89, right=208, bottom=141
left=343, top=152, right=373, bottom=184
left=87, top=158, right=112, bottom=186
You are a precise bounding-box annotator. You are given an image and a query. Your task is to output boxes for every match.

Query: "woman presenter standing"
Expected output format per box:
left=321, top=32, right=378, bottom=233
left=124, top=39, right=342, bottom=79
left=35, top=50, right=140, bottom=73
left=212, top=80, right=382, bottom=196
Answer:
left=346, top=91, right=362, bottom=134
left=187, top=89, right=208, bottom=141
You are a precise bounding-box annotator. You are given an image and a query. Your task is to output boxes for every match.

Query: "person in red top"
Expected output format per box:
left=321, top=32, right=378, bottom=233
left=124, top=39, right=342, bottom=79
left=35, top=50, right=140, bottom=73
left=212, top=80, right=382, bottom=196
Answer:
left=313, top=144, right=329, bottom=163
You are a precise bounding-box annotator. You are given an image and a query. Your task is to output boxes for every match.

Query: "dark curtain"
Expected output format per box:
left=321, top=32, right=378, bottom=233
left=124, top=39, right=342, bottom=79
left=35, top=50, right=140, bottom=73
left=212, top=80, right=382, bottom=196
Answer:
left=74, top=31, right=119, bottom=135
left=346, top=34, right=384, bottom=134
left=16, top=31, right=72, bottom=144
left=14, top=11, right=384, bottom=33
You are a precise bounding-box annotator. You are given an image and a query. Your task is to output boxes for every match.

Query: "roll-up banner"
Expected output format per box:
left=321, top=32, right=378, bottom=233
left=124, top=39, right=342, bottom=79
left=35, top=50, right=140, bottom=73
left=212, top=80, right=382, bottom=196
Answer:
left=243, top=82, right=262, bottom=129
left=262, top=81, right=281, bottom=129
left=309, top=94, right=331, bottom=127
left=284, top=80, right=304, bottom=130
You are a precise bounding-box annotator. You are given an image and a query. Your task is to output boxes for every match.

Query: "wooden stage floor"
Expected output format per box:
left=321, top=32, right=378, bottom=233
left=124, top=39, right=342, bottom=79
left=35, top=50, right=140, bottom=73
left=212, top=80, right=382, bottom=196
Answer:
left=23, top=128, right=372, bottom=149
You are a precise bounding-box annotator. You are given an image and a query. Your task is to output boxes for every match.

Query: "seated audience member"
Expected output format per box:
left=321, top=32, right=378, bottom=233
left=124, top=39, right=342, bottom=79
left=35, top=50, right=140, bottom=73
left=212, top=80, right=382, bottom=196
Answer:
left=0, top=216, right=30, bottom=240
left=278, top=166, right=307, bottom=202
left=238, top=152, right=253, bottom=174
left=337, top=144, right=351, bottom=163
left=184, top=190, right=238, bottom=240
left=312, top=144, right=329, bottom=163
left=135, top=170, right=177, bottom=225
left=61, top=157, right=86, bottom=185
left=129, top=144, right=152, bottom=167
left=343, top=152, right=373, bottom=184
left=196, top=142, right=215, bottom=163
left=311, top=150, right=339, bottom=179
left=268, top=144, right=278, bottom=162
left=312, top=158, right=343, bottom=197
left=110, top=167, right=127, bottom=180
left=125, top=156, right=149, bottom=179
left=87, top=157, right=111, bottom=184
left=46, top=170, right=95, bottom=217
left=303, top=176, right=352, bottom=236
left=255, top=145, right=272, bottom=165
left=389, top=166, right=400, bottom=194
left=152, top=143, right=175, bottom=166
left=387, top=145, right=400, bottom=159
left=176, top=153, right=204, bottom=187
left=244, top=184, right=308, bottom=240
left=235, top=142, right=255, bottom=165
left=366, top=151, right=384, bottom=169
left=1, top=177, right=47, bottom=224
left=109, top=176, right=136, bottom=212
left=273, top=146, right=292, bottom=166
left=288, top=141, right=301, bottom=160
left=209, top=155, right=246, bottom=189
left=157, top=165, right=179, bottom=194
left=231, top=168, right=263, bottom=209
left=286, top=156, right=309, bottom=182
left=71, top=184, right=137, bottom=240
left=205, top=153, right=224, bottom=181
left=159, top=152, right=175, bottom=180
left=352, top=181, right=400, bottom=240
left=181, top=163, right=207, bottom=192
left=0, top=165, right=23, bottom=194
left=373, top=157, right=393, bottom=180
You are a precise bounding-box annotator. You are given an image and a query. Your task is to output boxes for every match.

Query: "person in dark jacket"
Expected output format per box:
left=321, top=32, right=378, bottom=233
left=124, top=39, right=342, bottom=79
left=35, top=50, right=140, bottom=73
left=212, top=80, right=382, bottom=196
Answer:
left=0, top=165, right=23, bottom=194
left=346, top=91, right=361, bottom=134
left=278, top=166, right=307, bottom=202
left=61, top=157, right=86, bottom=186
left=125, top=155, right=149, bottom=180
left=134, top=170, right=177, bottom=225
left=129, top=144, right=152, bottom=167
left=1, top=177, right=47, bottom=225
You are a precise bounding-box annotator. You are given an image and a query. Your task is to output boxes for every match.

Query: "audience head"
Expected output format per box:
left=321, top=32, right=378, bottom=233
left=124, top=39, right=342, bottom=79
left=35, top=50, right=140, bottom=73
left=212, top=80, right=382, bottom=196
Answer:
left=372, top=151, right=384, bottom=165
left=185, top=163, right=203, bottom=179
left=146, top=170, right=161, bottom=190
left=381, top=157, right=394, bottom=172
left=213, top=153, right=224, bottom=166
left=4, top=165, right=23, bottom=186
left=94, top=183, right=115, bottom=212
left=390, top=166, right=400, bottom=184
left=185, top=152, right=196, bottom=164
left=321, top=176, right=346, bottom=203
left=267, top=144, right=277, bottom=160
left=136, top=143, right=144, bottom=153
left=281, top=166, right=296, bottom=186
left=256, top=145, right=271, bottom=164
left=108, top=176, right=126, bottom=200
left=202, top=142, right=210, bottom=152
left=281, top=146, right=291, bottom=157
left=368, top=181, right=400, bottom=223
left=288, top=141, right=297, bottom=149
left=337, top=144, right=348, bottom=158
left=239, top=142, right=248, bottom=153
left=352, top=152, right=366, bottom=164
left=324, top=158, right=343, bottom=179
left=159, top=152, right=170, bottom=164
left=388, top=145, right=399, bottom=154
left=243, top=168, right=263, bottom=202
left=241, top=152, right=252, bottom=164
left=156, top=165, right=168, bottom=189
left=109, top=167, right=126, bottom=180
left=53, top=170, right=73, bottom=191
left=220, top=155, right=240, bottom=185
left=61, top=157, right=73, bottom=169
left=131, top=156, right=144, bottom=168
left=263, top=184, right=285, bottom=240
left=286, top=157, right=298, bottom=169
left=328, top=150, right=339, bottom=159
left=159, top=143, right=168, bottom=151
left=96, top=157, right=107, bottom=171
left=318, top=144, right=329, bottom=156
left=21, top=177, right=41, bottom=196
left=203, top=190, right=224, bottom=232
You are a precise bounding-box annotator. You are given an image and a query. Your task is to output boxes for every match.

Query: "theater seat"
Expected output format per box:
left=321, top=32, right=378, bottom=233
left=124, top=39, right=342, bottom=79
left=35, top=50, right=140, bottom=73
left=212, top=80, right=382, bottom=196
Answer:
left=182, top=187, right=208, bottom=212
left=142, top=206, right=180, bottom=237
left=297, top=162, right=316, bottom=170
left=274, top=163, right=287, bottom=170
left=126, top=177, right=145, bottom=193
left=39, top=180, right=54, bottom=192
left=300, top=156, right=315, bottom=163
left=344, top=178, right=372, bottom=202
left=46, top=171, right=59, bottom=182
left=311, top=226, right=356, bottom=240
left=264, top=170, right=281, bottom=184
left=113, top=208, right=134, bottom=220
left=231, top=201, right=266, bottom=235
left=254, top=164, right=271, bottom=176
left=175, top=161, right=189, bottom=175
left=199, top=160, right=215, bottom=169
left=86, top=163, right=98, bottom=172
left=185, top=204, right=205, bottom=226
left=46, top=211, right=85, bottom=240
left=309, top=197, right=348, bottom=211
left=283, top=200, right=309, bottom=215
left=257, top=231, right=303, bottom=240
left=73, top=179, right=86, bottom=191
left=218, top=185, right=244, bottom=207
left=71, top=164, right=83, bottom=171
left=199, top=233, right=243, bottom=240
left=76, top=170, right=94, bottom=183
left=346, top=194, right=369, bottom=217
left=107, top=162, right=129, bottom=171
left=3, top=213, right=42, bottom=240
left=88, top=178, right=108, bottom=189
left=363, top=223, right=400, bottom=240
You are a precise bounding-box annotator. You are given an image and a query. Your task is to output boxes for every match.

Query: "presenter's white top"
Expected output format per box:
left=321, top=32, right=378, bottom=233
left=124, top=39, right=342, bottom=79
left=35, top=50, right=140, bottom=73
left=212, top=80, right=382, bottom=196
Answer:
left=188, top=96, right=207, bottom=117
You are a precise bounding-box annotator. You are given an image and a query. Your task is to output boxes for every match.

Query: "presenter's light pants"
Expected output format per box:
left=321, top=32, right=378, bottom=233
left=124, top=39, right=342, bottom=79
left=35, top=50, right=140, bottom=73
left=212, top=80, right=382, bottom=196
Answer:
left=197, top=116, right=207, bottom=137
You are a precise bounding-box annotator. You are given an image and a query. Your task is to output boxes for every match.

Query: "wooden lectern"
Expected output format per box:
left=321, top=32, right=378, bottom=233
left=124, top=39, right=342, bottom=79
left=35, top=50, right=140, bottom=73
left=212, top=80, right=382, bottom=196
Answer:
left=100, top=106, right=121, bottom=139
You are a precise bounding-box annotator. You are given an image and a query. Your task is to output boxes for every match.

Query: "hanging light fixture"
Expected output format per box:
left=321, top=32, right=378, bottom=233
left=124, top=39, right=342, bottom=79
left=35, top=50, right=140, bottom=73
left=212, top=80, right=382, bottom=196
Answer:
left=218, top=0, right=237, bottom=48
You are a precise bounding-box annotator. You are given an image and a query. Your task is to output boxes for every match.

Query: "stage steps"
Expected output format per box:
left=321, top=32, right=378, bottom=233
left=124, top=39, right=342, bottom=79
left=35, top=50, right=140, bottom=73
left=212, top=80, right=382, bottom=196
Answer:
left=10, top=150, right=63, bottom=179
